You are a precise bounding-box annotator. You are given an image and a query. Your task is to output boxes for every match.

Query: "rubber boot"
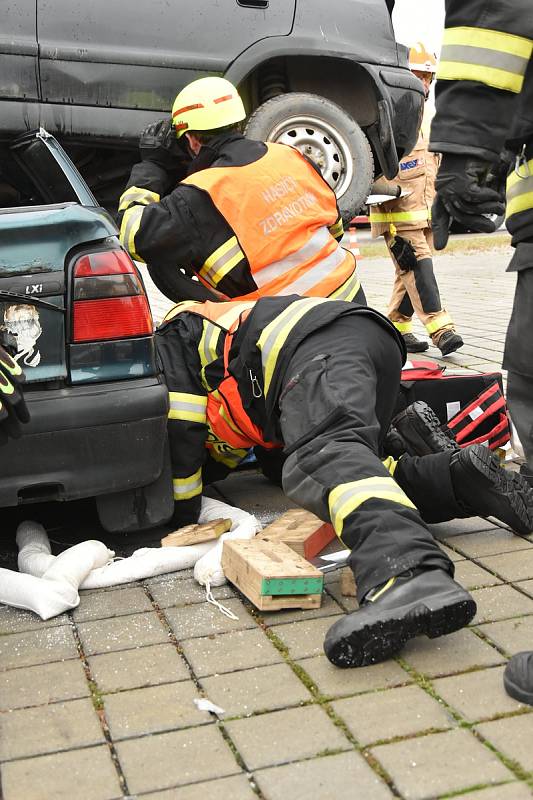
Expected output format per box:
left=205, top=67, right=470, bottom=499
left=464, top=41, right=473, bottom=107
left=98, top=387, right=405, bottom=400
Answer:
left=385, top=401, right=460, bottom=457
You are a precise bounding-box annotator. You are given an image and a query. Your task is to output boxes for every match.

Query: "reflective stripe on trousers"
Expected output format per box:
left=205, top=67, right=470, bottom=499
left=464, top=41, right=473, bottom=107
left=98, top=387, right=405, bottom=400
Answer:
left=168, top=391, right=207, bottom=424
left=173, top=468, right=202, bottom=500
left=328, top=476, right=416, bottom=537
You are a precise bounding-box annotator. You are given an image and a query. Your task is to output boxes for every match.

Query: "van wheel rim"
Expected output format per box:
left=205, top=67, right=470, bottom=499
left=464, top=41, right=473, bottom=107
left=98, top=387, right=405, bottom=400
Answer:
left=267, top=114, right=354, bottom=198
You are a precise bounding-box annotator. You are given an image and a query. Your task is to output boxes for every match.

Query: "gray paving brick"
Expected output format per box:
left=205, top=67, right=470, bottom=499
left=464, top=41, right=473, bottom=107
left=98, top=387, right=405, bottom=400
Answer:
left=71, top=585, right=152, bottom=622
left=476, top=715, right=533, bottom=772
left=115, top=726, right=239, bottom=794
left=325, top=578, right=358, bottom=612
left=515, top=578, right=533, bottom=597
left=0, top=697, right=104, bottom=761
left=140, top=774, right=257, bottom=799
left=212, top=471, right=297, bottom=526
left=439, top=543, right=467, bottom=563
left=200, top=662, right=311, bottom=717
left=259, top=592, right=343, bottom=626
left=0, top=659, right=89, bottom=711
left=104, top=680, right=209, bottom=740
left=88, top=642, right=190, bottom=693
left=255, top=750, right=394, bottom=800
left=432, top=666, right=526, bottom=722
left=76, top=611, right=169, bottom=655
left=225, top=705, right=350, bottom=770
left=332, top=683, right=453, bottom=746
left=165, top=598, right=256, bottom=640
left=453, top=782, right=533, bottom=799
left=471, top=585, right=533, bottom=624
left=402, top=628, right=505, bottom=677
left=297, top=654, right=411, bottom=698
left=477, top=550, right=533, bottom=582
left=0, top=605, right=69, bottom=634
left=478, top=616, right=533, bottom=655
left=370, top=729, right=513, bottom=800
left=145, top=568, right=194, bottom=585
left=181, top=627, right=283, bottom=678
left=443, top=531, right=533, bottom=559
left=270, top=615, right=343, bottom=660
left=0, top=745, right=122, bottom=800
left=148, top=576, right=235, bottom=608
left=454, top=560, right=503, bottom=589
left=0, top=625, right=78, bottom=670
left=430, top=518, right=499, bottom=539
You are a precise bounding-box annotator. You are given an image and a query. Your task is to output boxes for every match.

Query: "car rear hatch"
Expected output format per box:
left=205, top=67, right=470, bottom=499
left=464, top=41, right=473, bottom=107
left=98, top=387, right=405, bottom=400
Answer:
left=0, top=129, right=118, bottom=384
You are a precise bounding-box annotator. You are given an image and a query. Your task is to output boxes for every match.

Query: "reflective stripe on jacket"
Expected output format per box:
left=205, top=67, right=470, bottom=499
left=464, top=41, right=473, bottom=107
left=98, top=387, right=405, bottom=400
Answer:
left=182, top=143, right=358, bottom=300
left=370, top=128, right=439, bottom=236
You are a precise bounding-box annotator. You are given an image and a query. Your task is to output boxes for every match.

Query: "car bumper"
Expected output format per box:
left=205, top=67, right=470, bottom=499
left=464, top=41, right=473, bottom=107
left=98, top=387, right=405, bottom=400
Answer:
left=0, top=376, right=169, bottom=506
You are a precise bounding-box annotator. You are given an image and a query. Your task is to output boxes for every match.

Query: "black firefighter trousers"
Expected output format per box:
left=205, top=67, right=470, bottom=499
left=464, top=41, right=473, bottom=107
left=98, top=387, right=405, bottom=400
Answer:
left=278, top=314, right=465, bottom=602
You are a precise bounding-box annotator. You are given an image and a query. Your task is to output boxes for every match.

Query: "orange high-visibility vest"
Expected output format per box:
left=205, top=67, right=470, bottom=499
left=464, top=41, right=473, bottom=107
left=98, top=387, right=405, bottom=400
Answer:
left=182, top=143, right=356, bottom=300
left=164, top=300, right=278, bottom=450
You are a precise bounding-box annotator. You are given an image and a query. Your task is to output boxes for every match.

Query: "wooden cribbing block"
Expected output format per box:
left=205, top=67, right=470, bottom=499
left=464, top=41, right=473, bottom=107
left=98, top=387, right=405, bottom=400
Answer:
left=161, top=518, right=232, bottom=547
left=340, top=567, right=357, bottom=597
left=257, top=508, right=335, bottom=560
left=222, top=538, right=324, bottom=611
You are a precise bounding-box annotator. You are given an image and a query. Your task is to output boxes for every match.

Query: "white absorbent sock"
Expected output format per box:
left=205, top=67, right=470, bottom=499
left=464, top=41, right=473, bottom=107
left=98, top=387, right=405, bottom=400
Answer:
left=2, top=523, right=114, bottom=620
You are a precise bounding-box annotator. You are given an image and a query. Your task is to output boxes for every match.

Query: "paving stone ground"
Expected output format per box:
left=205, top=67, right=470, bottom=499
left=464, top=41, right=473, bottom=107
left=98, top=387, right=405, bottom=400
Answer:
left=3, top=238, right=533, bottom=799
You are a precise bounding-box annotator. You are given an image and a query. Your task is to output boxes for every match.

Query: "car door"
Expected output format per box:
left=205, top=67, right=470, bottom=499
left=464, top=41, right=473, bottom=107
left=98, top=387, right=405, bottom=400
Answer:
left=0, top=130, right=108, bottom=383
left=37, top=0, right=296, bottom=112
left=0, top=0, right=40, bottom=132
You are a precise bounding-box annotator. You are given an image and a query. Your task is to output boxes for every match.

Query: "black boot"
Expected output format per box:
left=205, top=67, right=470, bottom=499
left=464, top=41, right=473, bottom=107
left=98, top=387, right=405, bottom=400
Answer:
left=503, top=652, right=533, bottom=705
left=450, top=444, right=533, bottom=534
left=436, top=330, right=464, bottom=356
left=323, top=568, right=476, bottom=668
left=402, top=332, right=429, bottom=353
left=385, top=401, right=460, bottom=457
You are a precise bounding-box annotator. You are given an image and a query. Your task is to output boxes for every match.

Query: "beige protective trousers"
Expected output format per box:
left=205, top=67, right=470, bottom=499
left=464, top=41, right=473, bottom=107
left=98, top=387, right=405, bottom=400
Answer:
left=384, top=228, right=455, bottom=342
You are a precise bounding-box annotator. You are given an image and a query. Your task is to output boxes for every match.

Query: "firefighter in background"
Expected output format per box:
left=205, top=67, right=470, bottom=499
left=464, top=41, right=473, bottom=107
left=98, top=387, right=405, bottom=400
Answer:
left=370, top=43, right=463, bottom=356
left=118, top=77, right=363, bottom=306
left=0, top=345, right=29, bottom=444
left=428, top=0, right=533, bottom=704
left=155, top=292, right=533, bottom=669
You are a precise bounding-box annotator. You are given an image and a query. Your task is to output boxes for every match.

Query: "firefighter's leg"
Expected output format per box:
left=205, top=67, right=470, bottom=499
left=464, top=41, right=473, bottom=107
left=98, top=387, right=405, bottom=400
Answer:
left=278, top=314, right=475, bottom=666
left=385, top=229, right=462, bottom=355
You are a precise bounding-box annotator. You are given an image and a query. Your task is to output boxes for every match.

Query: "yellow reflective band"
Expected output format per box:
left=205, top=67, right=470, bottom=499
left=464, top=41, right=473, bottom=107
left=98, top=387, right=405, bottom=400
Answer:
left=168, top=391, right=207, bottom=423
left=199, top=321, right=221, bottom=369
left=506, top=190, right=533, bottom=220
left=0, top=374, right=14, bottom=395
left=392, top=320, right=412, bottom=334
left=173, top=468, right=202, bottom=500
left=0, top=352, right=22, bottom=376
left=199, top=236, right=245, bottom=286
left=118, top=186, right=160, bottom=212
left=506, top=158, right=533, bottom=192
left=425, top=314, right=453, bottom=335
left=208, top=443, right=248, bottom=467
left=329, top=218, right=344, bottom=238
left=506, top=162, right=533, bottom=219
left=329, top=476, right=416, bottom=536
left=258, top=298, right=333, bottom=396
left=120, top=205, right=145, bottom=262
left=328, top=266, right=360, bottom=301
left=382, top=456, right=398, bottom=476
left=369, top=209, right=430, bottom=223
left=164, top=300, right=202, bottom=322
left=368, top=577, right=396, bottom=602
left=438, top=27, right=532, bottom=93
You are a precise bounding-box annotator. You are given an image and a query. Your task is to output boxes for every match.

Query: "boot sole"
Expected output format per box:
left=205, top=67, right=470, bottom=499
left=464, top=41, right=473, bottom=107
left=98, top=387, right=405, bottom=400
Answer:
left=396, top=403, right=459, bottom=456
left=324, top=591, right=476, bottom=668
left=465, top=446, right=533, bottom=535
left=503, top=672, right=533, bottom=706
left=439, top=337, right=464, bottom=356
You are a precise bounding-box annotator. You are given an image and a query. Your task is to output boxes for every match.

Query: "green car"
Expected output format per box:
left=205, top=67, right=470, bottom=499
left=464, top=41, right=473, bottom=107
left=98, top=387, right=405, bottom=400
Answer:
left=0, top=129, right=173, bottom=531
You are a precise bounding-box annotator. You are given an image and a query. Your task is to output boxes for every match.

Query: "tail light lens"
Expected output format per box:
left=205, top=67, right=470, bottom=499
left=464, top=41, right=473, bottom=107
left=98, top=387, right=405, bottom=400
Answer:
left=72, top=250, right=153, bottom=342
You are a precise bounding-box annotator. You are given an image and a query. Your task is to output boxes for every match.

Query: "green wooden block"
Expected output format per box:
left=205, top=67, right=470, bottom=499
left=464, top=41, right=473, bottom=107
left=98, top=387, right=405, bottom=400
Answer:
left=260, top=576, right=324, bottom=596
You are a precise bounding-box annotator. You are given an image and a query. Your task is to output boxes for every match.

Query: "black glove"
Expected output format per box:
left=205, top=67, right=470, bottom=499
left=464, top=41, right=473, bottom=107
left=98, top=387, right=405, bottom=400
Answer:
left=0, top=345, right=30, bottom=445
left=139, top=118, right=191, bottom=174
left=390, top=235, right=418, bottom=270
left=432, top=154, right=506, bottom=250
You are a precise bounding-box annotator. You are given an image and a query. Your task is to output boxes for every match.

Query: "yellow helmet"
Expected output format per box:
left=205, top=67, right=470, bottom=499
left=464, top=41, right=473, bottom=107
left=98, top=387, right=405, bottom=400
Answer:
left=408, top=42, right=438, bottom=74
left=171, top=77, right=246, bottom=138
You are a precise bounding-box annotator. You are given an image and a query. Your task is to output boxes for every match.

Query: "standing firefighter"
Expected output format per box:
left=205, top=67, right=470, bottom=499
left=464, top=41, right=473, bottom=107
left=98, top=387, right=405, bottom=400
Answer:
left=156, top=293, right=533, bottom=668
left=428, top=0, right=533, bottom=702
left=370, top=43, right=463, bottom=356
left=119, top=77, right=363, bottom=306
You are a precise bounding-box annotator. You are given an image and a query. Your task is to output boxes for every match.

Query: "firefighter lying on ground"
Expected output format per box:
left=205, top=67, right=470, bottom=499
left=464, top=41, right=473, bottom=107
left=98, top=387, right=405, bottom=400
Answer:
left=0, top=345, right=29, bottom=445
left=428, top=0, right=533, bottom=704
left=156, top=293, right=533, bottom=668
left=119, top=77, right=363, bottom=306
left=370, top=43, right=463, bottom=357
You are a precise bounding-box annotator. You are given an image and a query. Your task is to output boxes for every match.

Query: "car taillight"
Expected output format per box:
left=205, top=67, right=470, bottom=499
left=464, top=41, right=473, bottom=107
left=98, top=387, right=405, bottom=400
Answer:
left=72, top=250, right=153, bottom=342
